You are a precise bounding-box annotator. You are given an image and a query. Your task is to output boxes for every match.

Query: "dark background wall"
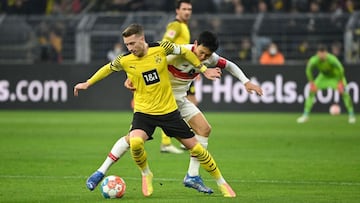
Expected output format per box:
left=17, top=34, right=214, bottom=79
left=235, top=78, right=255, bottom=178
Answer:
left=1, top=63, right=359, bottom=112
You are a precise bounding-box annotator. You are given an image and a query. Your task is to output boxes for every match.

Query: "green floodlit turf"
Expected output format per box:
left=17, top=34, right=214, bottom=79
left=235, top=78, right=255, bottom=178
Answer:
left=0, top=110, right=359, bottom=203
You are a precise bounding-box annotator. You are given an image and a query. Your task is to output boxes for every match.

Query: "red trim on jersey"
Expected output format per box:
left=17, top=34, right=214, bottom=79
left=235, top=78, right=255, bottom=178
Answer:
left=191, top=45, right=195, bottom=52
left=216, top=57, right=227, bottom=69
left=108, top=152, right=119, bottom=161
left=168, top=65, right=199, bottom=80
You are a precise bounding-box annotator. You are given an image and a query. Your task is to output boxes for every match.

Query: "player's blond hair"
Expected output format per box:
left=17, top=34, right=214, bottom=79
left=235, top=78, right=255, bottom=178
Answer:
left=122, top=24, right=144, bottom=37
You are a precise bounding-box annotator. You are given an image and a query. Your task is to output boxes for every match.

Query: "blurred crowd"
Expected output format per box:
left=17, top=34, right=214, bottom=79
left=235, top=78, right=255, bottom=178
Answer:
left=0, top=0, right=359, bottom=15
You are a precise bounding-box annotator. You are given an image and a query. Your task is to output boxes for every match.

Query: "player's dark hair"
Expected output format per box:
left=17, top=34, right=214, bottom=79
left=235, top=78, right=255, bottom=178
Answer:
left=317, top=44, right=328, bottom=52
left=176, top=0, right=191, bottom=9
left=122, top=24, right=144, bottom=37
left=197, top=31, right=219, bottom=52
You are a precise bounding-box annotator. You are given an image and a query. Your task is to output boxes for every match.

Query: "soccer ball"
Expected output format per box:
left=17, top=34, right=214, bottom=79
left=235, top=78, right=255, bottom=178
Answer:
left=100, top=175, right=126, bottom=199
left=329, top=104, right=341, bottom=115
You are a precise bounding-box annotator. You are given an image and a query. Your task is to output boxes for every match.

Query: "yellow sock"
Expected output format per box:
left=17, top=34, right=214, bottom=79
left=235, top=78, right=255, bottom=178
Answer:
left=190, top=143, right=222, bottom=180
left=161, top=130, right=172, bottom=145
left=129, top=137, right=148, bottom=171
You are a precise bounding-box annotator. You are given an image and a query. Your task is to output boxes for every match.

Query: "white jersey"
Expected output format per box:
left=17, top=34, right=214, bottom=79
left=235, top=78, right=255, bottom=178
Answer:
left=167, top=44, right=250, bottom=98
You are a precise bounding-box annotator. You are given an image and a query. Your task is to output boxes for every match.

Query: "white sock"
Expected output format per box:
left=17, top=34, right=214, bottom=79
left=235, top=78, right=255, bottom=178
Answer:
left=187, top=135, right=208, bottom=177
left=98, top=136, right=129, bottom=174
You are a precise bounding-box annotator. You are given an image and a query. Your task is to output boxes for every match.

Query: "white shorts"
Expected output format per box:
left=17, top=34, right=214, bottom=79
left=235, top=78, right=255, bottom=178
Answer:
left=176, top=96, right=201, bottom=122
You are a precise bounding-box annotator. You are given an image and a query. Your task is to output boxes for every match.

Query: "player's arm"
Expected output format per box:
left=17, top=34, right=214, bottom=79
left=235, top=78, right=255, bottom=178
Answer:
left=74, top=63, right=114, bottom=96
left=305, top=57, right=318, bottom=92
left=330, top=55, right=346, bottom=93
left=212, top=54, right=262, bottom=96
left=160, top=41, right=220, bottom=80
left=331, top=56, right=345, bottom=80
left=305, top=57, right=316, bottom=82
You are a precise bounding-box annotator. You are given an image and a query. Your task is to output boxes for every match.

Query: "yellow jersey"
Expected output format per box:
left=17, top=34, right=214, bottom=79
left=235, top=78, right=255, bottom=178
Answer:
left=86, top=41, right=203, bottom=115
left=162, top=20, right=190, bottom=44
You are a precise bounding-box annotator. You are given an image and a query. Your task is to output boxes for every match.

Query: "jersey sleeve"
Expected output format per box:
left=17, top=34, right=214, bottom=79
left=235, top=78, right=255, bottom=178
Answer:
left=110, top=54, right=125, bottom=72
left=211, top=53, right=250, bottom=84
left=329, top=55, right=345, bottom=79
left=162, top=21, right=181, bottom=42
left=305, top=57, right=316, bottom=81
left=87, top=63, right=114, bottom=85
left=160, top=41, right=202, bottom=68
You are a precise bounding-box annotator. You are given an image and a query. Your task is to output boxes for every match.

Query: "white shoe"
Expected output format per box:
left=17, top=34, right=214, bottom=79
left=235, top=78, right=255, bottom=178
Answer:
left=297, top=115, right=309, bottom=123
left=180, top=144, right=187, bottom=150
left=349, top=116, right=356, bottom=124
left=160, top=144, right=184, bottom=154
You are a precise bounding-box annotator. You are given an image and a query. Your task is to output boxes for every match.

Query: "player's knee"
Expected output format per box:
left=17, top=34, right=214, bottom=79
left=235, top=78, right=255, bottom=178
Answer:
left=198, top=124, right=211, bottom=137
left=129, top=137, right=144, bottom=149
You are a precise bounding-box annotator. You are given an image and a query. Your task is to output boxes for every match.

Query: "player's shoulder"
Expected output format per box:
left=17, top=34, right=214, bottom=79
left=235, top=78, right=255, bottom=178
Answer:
left=167, top=19, right=182, bottom=28
left=308, top=55, right=319, bottom=63
left=159, top=40, right=174, bottom=48
left=148, top=42, right=160, bottom=48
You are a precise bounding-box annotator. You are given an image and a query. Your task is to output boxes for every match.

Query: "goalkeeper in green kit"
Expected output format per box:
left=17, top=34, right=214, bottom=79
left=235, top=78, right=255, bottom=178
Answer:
left=297, top=45, right=356, bottom=124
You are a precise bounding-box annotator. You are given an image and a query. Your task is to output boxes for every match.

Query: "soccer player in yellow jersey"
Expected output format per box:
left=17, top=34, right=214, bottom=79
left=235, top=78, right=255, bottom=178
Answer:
left=160, top=0, right=194, bottom=154
left=74, top=24, right=236, bottom=197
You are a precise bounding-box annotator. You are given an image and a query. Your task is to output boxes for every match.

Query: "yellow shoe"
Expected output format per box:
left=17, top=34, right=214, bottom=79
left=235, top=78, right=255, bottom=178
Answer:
left=218, top=182, right=236, bottom=197
left=142, top=172, right=153, bottom=197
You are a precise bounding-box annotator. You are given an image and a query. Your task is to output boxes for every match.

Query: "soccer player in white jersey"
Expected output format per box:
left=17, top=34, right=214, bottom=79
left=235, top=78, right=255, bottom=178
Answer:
left=86, top=31, right=262, bottom=195
left=157, top=31, right=263, bottom=193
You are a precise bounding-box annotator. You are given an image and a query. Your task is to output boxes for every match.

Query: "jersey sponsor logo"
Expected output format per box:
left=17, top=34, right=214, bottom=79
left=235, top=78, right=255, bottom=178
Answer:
left=142, top=69, right=160, bottom=85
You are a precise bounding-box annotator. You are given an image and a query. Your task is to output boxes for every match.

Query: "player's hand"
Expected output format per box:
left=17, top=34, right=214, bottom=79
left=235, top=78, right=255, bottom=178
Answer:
left=244, top=82, right=263, bottom=96
left=74, top=81, right=90, bottom=96
left=124, top=78, right=136, bottom=92
left=337, top=81, right=345, bottom=94
left=309, top=82, right=317, bottom=93
left=203, top=68, right=221, bottom=80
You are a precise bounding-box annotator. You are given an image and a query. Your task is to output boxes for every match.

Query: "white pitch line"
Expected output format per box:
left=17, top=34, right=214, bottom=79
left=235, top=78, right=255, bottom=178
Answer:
left=1, top=175, right=360, bottom=186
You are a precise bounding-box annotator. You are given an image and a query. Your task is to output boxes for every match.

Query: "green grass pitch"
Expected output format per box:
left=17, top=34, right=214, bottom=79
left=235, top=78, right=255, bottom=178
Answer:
left=0, top=111, right=359, bottom=203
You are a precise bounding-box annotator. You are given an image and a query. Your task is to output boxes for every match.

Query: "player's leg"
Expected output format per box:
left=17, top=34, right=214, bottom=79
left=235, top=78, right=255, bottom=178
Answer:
left=179, top=137, right=236, bottom=197
left=161, top=111, right=235, bottom=197
left=297, top=92, right=315, bottom=123
left=129, top=130, right=153, bottom=197
left=178, top=98, right=213, bottom=192
left=160, top=130, right=183, bottom=154
left=340, top=79, right=356, bottom=123
left=128, top=112, right=157, bottom=197
left=298, top=75, right=323, bottom=123
left=86, top=135, right=130, bottom=191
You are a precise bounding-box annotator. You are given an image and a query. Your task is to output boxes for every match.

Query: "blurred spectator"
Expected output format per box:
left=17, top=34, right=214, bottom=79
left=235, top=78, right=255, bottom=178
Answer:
left=238, top=37, right=252, bottom=61
left=259, top=42, right=285, bottom=65
left=331, top=41, right=343, bottom=61
left=36, top=21, right=64, bottom=63
left=257, top=0, right=268, bottom=13
left=49, top=25, right=64, bottom=63
left=218, top=0, right=244, bottom=15
left=342, top=0, right=356, bottom=13
left=107, top=42, right=125, bottom=61
left=192, top=0, right=216, bottom=13
left=296, top=40, right=312, bottom=60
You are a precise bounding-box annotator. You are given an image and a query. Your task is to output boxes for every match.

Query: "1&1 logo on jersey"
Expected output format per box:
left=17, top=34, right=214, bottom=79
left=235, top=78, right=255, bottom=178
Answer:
left=142, top=69, right=160, bottom=85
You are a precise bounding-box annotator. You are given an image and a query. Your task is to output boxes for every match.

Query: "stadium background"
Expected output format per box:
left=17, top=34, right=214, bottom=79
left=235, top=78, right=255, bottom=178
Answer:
left=1, top=0, right=360, bottom=112
left=0, top=1, right=360, bottom=203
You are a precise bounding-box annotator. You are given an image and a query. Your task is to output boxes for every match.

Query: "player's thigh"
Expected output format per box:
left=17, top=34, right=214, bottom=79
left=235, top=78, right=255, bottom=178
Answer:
left=159, top=110, right=194, bottom=139
left=130, top=112, right=157, bottom=140
left=177, top=97, right=201, bottom=121
left=188, top=112, right=211, bottom=137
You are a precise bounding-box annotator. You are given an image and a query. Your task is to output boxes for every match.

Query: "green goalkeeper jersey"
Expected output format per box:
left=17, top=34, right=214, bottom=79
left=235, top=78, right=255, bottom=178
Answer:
left=306, top=53, right=345, bottom=81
